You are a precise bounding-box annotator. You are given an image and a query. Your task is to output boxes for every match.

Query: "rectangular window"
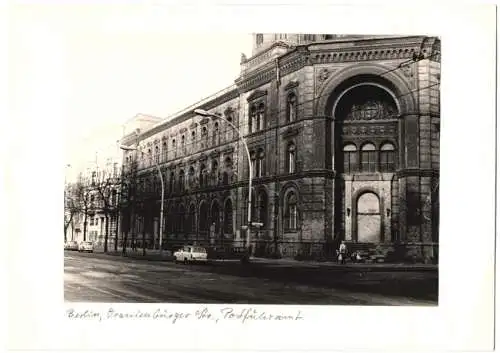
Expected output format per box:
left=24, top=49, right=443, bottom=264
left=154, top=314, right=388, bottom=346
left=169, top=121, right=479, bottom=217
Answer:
left=288, top=152, right=295, bottom=173
left=343, top=151, right=357, bottom=173
left=287, top=205, right=297, bottom=230
left=380, top=151, right=395, bottom=172
left=257, top=159, right=263, bottom=177
left=251, top=159, right=257, bottom=178
left=361, top=151, right=376, bottom=172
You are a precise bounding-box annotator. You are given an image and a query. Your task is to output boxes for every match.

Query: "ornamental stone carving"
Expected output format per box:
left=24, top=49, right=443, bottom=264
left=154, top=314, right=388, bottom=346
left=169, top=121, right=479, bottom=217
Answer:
left=342, top=124, right=397, bottom=136
left=315, top=67, right=338, bottom=94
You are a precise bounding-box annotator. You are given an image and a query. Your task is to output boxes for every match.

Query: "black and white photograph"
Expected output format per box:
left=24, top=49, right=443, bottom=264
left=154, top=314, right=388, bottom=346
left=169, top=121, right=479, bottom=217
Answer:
left=7, top=3, right=495, bottom=352
left=63, top=32, right=441, bottom=306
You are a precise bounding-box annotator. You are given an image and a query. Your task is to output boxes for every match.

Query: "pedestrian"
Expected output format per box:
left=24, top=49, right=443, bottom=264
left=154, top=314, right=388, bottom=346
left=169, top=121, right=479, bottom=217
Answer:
left=339, top=241, right=347, bottom=264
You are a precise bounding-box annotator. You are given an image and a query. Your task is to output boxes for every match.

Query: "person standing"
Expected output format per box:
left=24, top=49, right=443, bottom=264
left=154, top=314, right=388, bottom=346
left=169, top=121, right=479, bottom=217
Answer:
left=339, top=241, right=347, bottom=264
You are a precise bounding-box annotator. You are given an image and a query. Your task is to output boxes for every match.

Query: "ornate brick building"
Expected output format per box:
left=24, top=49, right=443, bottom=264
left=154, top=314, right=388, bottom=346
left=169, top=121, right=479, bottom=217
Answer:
left=119, top=34, right=440, bottom=262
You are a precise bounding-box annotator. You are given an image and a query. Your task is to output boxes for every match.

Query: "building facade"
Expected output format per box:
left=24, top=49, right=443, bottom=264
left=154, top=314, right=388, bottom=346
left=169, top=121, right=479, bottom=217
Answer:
left=68, top=160, right=122, bottom=246
left=119, top=34, right=440, bottom=262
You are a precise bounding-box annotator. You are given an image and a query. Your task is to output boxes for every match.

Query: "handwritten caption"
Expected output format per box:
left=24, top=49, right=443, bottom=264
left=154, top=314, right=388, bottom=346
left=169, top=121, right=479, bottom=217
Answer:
left=66, top=307, right=304, bottom=324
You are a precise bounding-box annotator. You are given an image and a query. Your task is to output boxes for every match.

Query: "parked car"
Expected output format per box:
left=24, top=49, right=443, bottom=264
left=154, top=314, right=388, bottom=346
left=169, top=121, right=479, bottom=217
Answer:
left=174, top=245, right=208, bottom=264
left=64, top=241, right=79, bottom=251
left=78, top=241, right=94, bottom=253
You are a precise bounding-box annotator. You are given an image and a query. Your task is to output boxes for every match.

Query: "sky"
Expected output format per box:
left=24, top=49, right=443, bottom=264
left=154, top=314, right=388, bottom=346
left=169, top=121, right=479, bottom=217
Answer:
left=64, top=28, right=251, bottom=177
left=68, top=26, right=251, bottom=177
left=12, top=6, right=253, bottom=180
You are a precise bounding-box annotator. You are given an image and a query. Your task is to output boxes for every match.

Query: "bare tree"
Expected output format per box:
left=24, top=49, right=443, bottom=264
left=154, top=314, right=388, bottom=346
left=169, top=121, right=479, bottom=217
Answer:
left=93, top=162, right=121, bottom=253
left=64, top=183, right=80, bottom=242
left=73, top=174, right=93, bottom=241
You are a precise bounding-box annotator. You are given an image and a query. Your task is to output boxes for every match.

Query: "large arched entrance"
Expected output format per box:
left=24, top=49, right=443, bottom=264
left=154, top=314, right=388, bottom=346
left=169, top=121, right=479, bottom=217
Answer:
left=331, top=80, right=399, bottom=242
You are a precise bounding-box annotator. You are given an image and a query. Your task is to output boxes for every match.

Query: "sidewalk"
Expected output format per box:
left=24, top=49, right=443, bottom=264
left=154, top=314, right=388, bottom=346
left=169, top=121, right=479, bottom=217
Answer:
left=91, top=247, right=437, bottom=272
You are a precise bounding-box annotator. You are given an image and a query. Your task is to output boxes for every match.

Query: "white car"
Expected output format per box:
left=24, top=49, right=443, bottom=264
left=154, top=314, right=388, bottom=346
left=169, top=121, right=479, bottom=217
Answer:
left=174, top=246, right=208, bottom=264
left=78, top=241, right=94, bottom=253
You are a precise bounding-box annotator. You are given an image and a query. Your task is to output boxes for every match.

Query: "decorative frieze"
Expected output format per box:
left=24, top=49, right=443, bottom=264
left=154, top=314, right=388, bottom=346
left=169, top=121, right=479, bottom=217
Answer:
left=341, top=123, right=397, bottom=136
left=315, top=67, right=340, bottom=94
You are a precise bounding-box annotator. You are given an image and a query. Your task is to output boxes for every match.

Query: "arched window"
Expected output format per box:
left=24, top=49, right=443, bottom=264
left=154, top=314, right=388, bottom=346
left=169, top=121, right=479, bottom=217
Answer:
left=179, top=169, right=185, bottom=192
left=225, top=112, right=234, bottom=140
left=287, top=93, right=297, bottom=122
left=343, top=143, right=357, bottom=173
left=361, top=143, right=377, bottom=172
left=256, top=103, right=265, bottom=131
left=172, top=139, right=177, bottom=158
left=256, top=33, right=263, bottom=45
left=249, top=106, right=256, bottom=134
left=213, top=122, right=219, bottom=145
left=188, top=166, right=195, bottom=187
left=211, top=160, right=219, bottom=185
left=147, top=148, right=152, bottom=167
left=154, top=146, right=159, bottom=164
left=257, top=148, right=265, bottom=177
left=257, top=191, right=268, bottom=228
left=199, top=202, right=208, bottom=232
left=152, top=174, right=158, bottom=194
left=169, top=171, right=175, bottom=193
left=187, top=204, right=196, bottom=233
left=199, top=164, right=207, bottom=187
left=201, top=126, right=208, bottom=148
left=162, top=141, right=167, bottom=162
left=191, top=131, right=196, bottom=151
left=380, top=142, right=396, bottom=172
left=181, top=135, right=185, bottom=153
left=223, top=156, right=232, bottom=185
left=250, top=151, right=257, bottom=178
left=286, top=143, right=296, bottom=174
left=223, top=199, right=233, bottom=235
left=178, top=204, right=185, bottom=233
left=284, top=192, right=298, bottom=231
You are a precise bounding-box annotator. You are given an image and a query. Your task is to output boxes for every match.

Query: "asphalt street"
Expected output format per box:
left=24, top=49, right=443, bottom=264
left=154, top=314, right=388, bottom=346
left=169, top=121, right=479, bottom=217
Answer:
left=64, top=251, right=437, bottom=305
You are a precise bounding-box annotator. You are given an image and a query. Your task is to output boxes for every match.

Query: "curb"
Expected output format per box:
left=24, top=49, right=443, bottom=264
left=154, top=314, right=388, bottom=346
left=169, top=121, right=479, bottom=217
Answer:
left=83, top=250, right=437, bottom=272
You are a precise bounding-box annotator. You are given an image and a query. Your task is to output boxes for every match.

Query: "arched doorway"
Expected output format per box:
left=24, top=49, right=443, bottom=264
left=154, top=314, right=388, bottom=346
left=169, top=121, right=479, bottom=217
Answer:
left=210, top=201, right=220, bottom=244
left=199, top=201, right=208, bottom=242
left=223, top=199, right=233, bottom=238
left=356, top=192, right=381, bottom=243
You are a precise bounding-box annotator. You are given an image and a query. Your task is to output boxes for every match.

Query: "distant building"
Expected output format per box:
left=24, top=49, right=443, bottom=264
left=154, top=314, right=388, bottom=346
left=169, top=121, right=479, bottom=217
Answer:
left=118, top=34, right=440, bottom=262
left=68, top=158, right=122, bottom=246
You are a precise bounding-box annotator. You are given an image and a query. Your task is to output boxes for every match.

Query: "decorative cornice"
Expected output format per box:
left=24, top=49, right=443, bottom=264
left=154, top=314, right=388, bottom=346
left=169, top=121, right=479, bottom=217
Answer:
left=284, top=80, right=299, bottom=91
left=396, top=168, right=439, bottom=178
left=247, top=89, right=268, bottom=102
left=235, top=63, right=276, bottom=93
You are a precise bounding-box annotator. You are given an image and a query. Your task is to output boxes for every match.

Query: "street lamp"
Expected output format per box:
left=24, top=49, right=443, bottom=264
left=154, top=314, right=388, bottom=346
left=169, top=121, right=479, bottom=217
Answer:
left=193, top=109, right=253, bottom=258
left=118, top=143, right=165, bottom=254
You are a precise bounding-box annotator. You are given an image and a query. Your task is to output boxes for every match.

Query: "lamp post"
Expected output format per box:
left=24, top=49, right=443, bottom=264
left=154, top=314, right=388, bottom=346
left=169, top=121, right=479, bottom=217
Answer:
left=119, top=143, right=165, bottom=254
left=194, top=109, right=253, bottom=258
